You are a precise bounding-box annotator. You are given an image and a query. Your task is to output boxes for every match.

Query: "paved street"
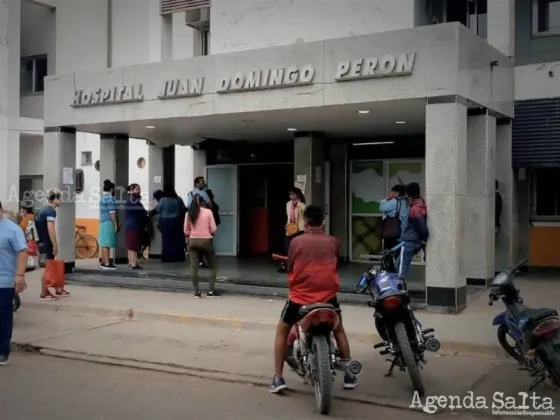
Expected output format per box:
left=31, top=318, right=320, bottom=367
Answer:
left=1, top=353, right=506, bottom=420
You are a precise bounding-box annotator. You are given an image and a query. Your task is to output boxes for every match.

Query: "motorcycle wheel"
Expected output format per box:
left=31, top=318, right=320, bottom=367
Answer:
left=394, top=321, right=425, bottom=397
left=311, top=335, right=333, bottom=415
left=13, top=293, right=21, bottom=312
left=497, top=325, right=524, bottom=363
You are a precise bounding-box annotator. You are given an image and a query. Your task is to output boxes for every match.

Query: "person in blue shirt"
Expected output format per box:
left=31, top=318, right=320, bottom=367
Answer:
left=185, top=176, right=211, bottom=208
left=125, top=183, right=148, bottom=270
left=35, top=189, right=69, bottom=300
left=0, top=201, right=28, bottom=365
left=379, top=184, right=409, bottom=250
left=99, top=179, right=118, bottom=270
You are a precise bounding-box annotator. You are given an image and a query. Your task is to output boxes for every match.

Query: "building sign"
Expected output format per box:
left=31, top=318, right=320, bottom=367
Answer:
left=217, top=64, right=315, bottom=94
left=158, top=78, right=205, bottom=99
left=335, top=53, right=416, bottom=82
left=72, top=84, right=143, bottom=107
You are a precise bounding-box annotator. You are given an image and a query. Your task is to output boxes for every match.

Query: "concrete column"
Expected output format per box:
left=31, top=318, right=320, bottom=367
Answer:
left=464, top=112, right=496, bottom=287
left=293, top=132, right=326, bottom=208
left=425, top=99, right=468, bottom=313
left=100, top=134, right=129, bottom=264
left=43, top=127, right=76, bottom=273
left=148, top=0, right=173, bottom=62
left=495, top=120, right=517, bottom=271
left=0, top=0, right=21, bottom=210
left=175, top=145, right=205, bottom=201
left=146, top=144, right=164, bottom=257
left=329, top=141, right=349, bottom=260
left=487, top=0, right=515, bottom=57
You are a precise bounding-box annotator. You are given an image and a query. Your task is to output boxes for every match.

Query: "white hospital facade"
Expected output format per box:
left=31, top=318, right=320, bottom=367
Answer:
left=1, top=0, right=560, bottom=312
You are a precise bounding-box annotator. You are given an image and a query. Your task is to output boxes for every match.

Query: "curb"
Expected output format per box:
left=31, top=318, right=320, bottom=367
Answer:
left=22, top=301, right=504, bottom=358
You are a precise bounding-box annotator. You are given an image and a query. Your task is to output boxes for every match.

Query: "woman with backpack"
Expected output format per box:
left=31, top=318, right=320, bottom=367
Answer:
left=379, top=184, right=408, bottom=250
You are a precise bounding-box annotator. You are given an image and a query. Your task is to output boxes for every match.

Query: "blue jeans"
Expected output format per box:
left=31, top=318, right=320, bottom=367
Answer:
left=396, top=243, right=421, bottom=278
left=0, top=288, right=15, bottom=357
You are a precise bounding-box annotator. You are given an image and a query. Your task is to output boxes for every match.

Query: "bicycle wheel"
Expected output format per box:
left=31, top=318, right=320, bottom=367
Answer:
left=76, top=234, right=99, bottom=259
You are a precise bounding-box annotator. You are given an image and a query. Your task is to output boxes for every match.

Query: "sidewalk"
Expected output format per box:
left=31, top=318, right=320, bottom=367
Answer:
left=17, top=269, right=559, bottom=355
left=13, top=271, right=560, bottom=413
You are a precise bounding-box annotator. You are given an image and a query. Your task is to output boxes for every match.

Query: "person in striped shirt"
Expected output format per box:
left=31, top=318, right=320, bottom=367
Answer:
left=270, top=205, right=357, bottom=393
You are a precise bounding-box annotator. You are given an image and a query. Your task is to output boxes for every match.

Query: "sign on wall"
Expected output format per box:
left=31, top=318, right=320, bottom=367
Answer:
left=335, top=53, right=416, bottom=82
left=72, top=84, right=144, bottom=107
left=217, top=64, right=315, bottom=93
left=158, top=78, right=205, bottom=99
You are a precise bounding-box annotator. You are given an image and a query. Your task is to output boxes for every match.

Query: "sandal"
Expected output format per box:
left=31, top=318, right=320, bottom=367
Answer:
left=40, top=293, right=59, bottom=301
left=56, top=289, right=71, bottom=297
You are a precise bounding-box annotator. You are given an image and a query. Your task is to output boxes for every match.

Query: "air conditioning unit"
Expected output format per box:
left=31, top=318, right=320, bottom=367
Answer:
left=186, top=6, right=210, bottom=30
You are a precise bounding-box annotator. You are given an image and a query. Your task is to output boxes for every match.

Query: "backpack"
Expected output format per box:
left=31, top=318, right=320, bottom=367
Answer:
left=380, top=200, right=402, bottom=241
left=211, top=200, right=221, bottom=226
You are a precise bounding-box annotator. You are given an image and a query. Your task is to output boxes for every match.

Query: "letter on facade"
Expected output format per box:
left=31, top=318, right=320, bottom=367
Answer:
left=395, top=53, right=415, bottom=74
left=244, top=71, right=261, bottom=89
left=335, top=61, right=350, bottom=80
left=269, top=68, right=285, bottom=86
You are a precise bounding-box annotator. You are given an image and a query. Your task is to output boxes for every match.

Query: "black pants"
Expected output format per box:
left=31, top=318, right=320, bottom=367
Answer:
left=0, top=288, right=15, bottom=358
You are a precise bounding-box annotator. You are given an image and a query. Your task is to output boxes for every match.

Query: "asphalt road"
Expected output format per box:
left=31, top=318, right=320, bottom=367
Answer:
left=0, top=353, right=493, bottom=420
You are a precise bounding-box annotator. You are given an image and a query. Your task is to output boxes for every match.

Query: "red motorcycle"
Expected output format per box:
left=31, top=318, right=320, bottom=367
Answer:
left=273, top=254, right=363, bottom=415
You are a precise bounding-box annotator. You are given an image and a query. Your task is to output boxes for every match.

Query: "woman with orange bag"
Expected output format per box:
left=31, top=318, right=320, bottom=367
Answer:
left=278, top=187, right=306, bottom=273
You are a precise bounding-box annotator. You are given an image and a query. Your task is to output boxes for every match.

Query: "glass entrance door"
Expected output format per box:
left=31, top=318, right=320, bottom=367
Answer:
left=206, top=165, right=238, bottom=256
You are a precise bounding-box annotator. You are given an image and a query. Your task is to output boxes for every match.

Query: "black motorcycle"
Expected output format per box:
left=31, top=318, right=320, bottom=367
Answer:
left=355, top=243, right=440, bottom=397
left=489, top=261, right=560, bottom=389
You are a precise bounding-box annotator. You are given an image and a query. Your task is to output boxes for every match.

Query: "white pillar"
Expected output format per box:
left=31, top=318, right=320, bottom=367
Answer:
left=293, top=132, right=326, bottom=207
left=495, top=120, right=517, bottom=271
left=43, top=127, right=76, bottom=273
left=464, top=112, right=496, bottom=286
left=487, top=0, right=515, bottom=57
left=175, top=145, right=205, bottom=201
left=148, top=0, right=173, bottom=62
left=0, top=0, right=21, bottom=211
left=146, top=144, right=164, bottom=257
left=100, top=134, right=129, bottom=264
left=425, top=99, right=468, bottom=313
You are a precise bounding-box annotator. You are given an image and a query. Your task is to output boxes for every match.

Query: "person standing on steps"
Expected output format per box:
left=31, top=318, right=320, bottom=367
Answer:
left=125, top=183, right=149, bottom=270
left=184, top=194, right=219, bottom=298
left=35, top=189, right=70, bottom=299
left=278, top=187, right=306, bottom=273
left=186, top=176, right=211, bottom=208
left=0, top=201, right=28, bottom=366
left=379, top=184, right=408, bottom=251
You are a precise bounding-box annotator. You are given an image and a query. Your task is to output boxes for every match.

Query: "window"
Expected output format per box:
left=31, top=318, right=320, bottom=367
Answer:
left=20, top=55, right=48, bottom=94
left=81, top=151, right=93, bottom=166
left=200, top=28, right=210, bottom=56
left=533, top=168, right=560, bottom=219
left=428, top=0, right=487, bottom=38
left=534, top=0, right=560, bottom=35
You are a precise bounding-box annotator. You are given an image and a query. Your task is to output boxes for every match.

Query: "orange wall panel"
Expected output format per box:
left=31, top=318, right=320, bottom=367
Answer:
left=530, top=227, right=560, bottom=267
left=75, top=218, right=100, bottom=239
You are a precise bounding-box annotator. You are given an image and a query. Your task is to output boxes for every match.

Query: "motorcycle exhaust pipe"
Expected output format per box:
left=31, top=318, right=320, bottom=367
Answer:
left=333, top=359, right=363, bottom=376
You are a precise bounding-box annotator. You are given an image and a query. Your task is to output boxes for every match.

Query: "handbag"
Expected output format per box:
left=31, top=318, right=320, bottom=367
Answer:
left=27, top=240, right=38, bottom=256
left=381, top=200, right=402, bottom=241
left=44, top=260, right=65, bottom=288
left=285, top=223, right=299, bottom=237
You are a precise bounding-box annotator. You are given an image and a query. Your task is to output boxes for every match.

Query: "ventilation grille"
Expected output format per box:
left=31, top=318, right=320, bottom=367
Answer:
left=512, top=98, right=560, bottom=168
left=161, top=0, right=210, bottom=15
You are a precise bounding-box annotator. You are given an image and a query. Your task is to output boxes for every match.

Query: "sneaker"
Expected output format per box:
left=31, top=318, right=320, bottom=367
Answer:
left=343, top=374, right=358, bottom=390
left=269, top=376, right=288, bottom=393
left=40, top=293, right=58, bottom=301
left=129, top=265, right=143, bottom=270
left=206, top=291, right=221, bottom=298
left=101, top=264, right=118, bottom=271
left=194, top=292, right=202, bottom=299
left=0, top=355, right=9, bottom=366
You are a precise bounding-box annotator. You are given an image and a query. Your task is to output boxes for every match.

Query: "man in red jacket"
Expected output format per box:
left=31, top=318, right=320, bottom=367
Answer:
left=270, top=205, right=357, bottom=393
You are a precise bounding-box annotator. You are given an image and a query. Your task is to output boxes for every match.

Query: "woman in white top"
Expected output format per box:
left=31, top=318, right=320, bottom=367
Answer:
left=278, top=187, right=306, bottom=273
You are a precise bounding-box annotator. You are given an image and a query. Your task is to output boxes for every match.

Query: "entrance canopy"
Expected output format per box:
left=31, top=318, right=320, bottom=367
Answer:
left=44, top=22, right=513, bottom=146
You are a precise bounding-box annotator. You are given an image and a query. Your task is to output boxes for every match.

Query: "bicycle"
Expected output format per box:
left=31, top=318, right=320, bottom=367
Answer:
left=75, top=225, right=99, bottom=259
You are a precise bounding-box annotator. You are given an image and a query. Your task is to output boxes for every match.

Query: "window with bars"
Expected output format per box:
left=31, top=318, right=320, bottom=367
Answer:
left=160, top=0, right=210, bottom=15
left=532, top=168, right=560, bottom=220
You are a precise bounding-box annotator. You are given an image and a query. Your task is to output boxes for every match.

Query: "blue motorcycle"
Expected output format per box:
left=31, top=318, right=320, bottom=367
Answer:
left=490, top=261, right=560, bottom=389
left=355, top=243, right=440, bottom=397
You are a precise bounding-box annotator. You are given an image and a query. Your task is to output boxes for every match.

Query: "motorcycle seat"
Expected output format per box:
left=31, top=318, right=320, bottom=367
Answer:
left=298, top=303, right=337, bottom=318
left=512, top=305, right=558, bottom=325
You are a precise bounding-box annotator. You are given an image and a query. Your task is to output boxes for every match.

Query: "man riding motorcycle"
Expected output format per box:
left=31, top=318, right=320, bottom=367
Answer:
left=270, top=205, right=358, bottom=393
